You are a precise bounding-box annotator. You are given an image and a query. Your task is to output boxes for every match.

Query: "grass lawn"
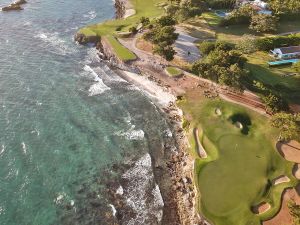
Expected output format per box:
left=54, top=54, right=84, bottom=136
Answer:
left=79, top=0, right=166, bottom=36
left=165, top=66, right=182, bottom=76
left=202, top=12, right=222, bottom=27
left=105, top=35, right=136, bottom=62
left=246, top=51, right=300, bottom=104
left=178, top=94, right=297, bottom=225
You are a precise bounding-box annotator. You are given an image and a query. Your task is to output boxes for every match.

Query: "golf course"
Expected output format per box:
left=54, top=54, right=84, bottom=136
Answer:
left=179, top=93, right=297, bottom=225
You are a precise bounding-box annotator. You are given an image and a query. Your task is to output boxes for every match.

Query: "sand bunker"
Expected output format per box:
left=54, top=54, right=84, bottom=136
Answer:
left=194, top=128, right=207, bottom=159
left=293, top=164, right=300, bottom=179
left=272, top=175, right=290, bottom=186
left=252, top=202, right=271, bottom=215
left=264, top=188, right=300, bottom=225
left=276, top=140, right=300, bottom=163
left=215, top=108, right=222, bottom=116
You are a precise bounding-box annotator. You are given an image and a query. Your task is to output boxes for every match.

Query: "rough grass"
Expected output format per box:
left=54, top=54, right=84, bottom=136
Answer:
left=166, top=66, right=182, bottom=76
left=105, top=35, right=136, bottom=62
left=202, top=12, right=222, bottom=27
left=178, top=95, right=297, bottom=225
left=245, top=51, right=300, bottom=103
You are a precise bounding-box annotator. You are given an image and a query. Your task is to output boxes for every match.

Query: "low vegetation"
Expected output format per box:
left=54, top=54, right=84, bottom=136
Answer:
left=166, top=66, right=182, bottom=76
left=105, top=36, right=136, bottom=62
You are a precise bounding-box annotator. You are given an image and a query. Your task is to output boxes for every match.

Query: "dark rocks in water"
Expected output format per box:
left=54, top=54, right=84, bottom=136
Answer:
left=74, top=33, right=100, bottom=45
left=2, top=0, right=27, bottom=11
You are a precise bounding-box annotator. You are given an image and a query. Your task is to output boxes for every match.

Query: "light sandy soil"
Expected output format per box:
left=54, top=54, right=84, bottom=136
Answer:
left=252, top=202, right=271, bottom=215
left=272, top=175, right=290, bottom=186
left=264, top=187, right=300, bottom=225
left=293, top=164, right=300, bottom=179
left=193, top=128, right=207, bottom=158
left=276, top=140, right=300, bottom=163
left=174, top=27, right=201, bottom=63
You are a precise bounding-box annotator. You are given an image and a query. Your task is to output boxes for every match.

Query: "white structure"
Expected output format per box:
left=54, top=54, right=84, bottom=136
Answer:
left=271, top=46, right=300, bottom=59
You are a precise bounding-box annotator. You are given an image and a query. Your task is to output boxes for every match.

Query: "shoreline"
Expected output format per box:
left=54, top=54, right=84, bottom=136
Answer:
left=73, top=0, right=203, bottom=223
left=113, top=68, right=203, bottom=224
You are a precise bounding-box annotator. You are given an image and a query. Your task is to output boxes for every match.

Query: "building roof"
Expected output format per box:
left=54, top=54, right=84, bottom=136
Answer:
left=278, top=46, right=300, bottom=54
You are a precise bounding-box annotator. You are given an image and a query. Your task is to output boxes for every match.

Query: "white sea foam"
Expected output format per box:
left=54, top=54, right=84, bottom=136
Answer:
left=54, top=192, right=67, bottom=205
left=115, top=125, right=145, bottom=141
left=0, top=145, right=5, bottom=156
left=121, top=154, right=164, bottom=224
left=21, top=142, right=27, bottom=154
left=164, top=129, right=173, bottom=138
left=109, top=204, right=117, bottom=217
left=84, top=65, right=111, bottom=96
left=83, top=10, right=97, bottom=20
left=116, top=185, right=124, bottom=195
left=34, top=32, right=77, bottom=55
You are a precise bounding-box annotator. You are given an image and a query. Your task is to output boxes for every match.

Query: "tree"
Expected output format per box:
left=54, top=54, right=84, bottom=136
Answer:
left=140, top=17, right=150, bottom=26
left=154, top=45, right=176, bottom=61
left=262, top=93, right=289, bottom=114
left=293, top=61, right=300, bottom=74
left=129, top=26, right=138, bottom=34
left=218, top=63, right=245, bottom=91
left=271, top=112, right=300, bottom=141
left=156, top=15, right=176, bottom=27
left=237, top=35, right=259, bottom=54
left=250, top=14, right=278, bottom=33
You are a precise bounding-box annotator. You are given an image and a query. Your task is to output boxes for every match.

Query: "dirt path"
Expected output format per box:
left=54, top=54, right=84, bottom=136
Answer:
left=119, top=35, right=267, bottom=116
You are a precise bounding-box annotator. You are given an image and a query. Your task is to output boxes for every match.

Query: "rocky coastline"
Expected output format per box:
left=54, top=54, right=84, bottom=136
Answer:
left=74, top=0, right=208, bottom=224
left=1, top=0, right=27, bottom=11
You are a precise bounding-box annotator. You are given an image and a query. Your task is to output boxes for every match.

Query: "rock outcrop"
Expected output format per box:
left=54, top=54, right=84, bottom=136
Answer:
left=2, top=0, right=27, bottom=11
left=74, top=32, right=99, bottom=45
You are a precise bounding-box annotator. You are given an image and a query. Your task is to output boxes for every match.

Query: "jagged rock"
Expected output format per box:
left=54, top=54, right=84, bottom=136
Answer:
left=2, top=0, right=27, bottom=11
left=74, top=33, right=100, bottom=45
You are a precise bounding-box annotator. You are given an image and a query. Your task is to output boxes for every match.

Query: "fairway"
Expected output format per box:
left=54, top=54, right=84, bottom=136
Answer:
left=80, top=0, right=166, bottom=36
left=179, top=96, right=297, bottom=225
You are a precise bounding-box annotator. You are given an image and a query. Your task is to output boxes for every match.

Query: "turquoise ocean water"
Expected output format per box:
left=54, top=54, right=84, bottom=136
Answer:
left=0, top=1, right=171, bottom=224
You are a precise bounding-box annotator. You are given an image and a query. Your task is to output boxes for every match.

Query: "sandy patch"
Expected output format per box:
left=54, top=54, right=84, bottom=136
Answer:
left=276, top=140, right=300, bottom=163
left=264, top=188, right=300, bottom=225
left=252, top=202, right=271, bottom=215
left=174, top=27, right=201, bottom=63
left=193, top=128, right=207, bottom=158
left=293, top=164, right=300, bottom=179
left=272, top=175, right=290, bottom=186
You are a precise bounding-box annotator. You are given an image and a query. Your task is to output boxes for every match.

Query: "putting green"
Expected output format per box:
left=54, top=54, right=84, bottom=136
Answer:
left=179, top=97, right=297, bottom=225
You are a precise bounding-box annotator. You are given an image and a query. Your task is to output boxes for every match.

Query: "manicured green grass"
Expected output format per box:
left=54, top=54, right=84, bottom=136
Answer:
left=179, top=96, right=297, bottom=225
left=246, top=51, right=300, bottom=103
left=105, top=35, right=136, bottom=62
left=166, top=66, right=182, bottom=76
left=79, top=0, right=166, bottom=36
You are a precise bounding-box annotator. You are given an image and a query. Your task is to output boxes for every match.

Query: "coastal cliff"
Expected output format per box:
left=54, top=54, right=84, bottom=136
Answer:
left=75, top=1, right=203, bottom=224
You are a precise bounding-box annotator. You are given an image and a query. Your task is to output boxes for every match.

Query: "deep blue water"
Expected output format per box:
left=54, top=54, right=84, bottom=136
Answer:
left=0, top=1, right=170, bottom=224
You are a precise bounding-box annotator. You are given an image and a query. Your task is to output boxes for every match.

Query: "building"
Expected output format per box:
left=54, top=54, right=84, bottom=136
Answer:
left=236, top=0, right=272, bottom=14
left=271, top=46, right=300, bottom=59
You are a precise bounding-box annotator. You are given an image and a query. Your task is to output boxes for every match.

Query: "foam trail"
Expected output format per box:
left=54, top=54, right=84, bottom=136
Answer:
left=84, top=65, right=111, bottom=96
left=21, top=142, right=27, bottom=154
left=0, top=145, right=5, bottom=155
left=109, top=204, right=117, bottom=217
